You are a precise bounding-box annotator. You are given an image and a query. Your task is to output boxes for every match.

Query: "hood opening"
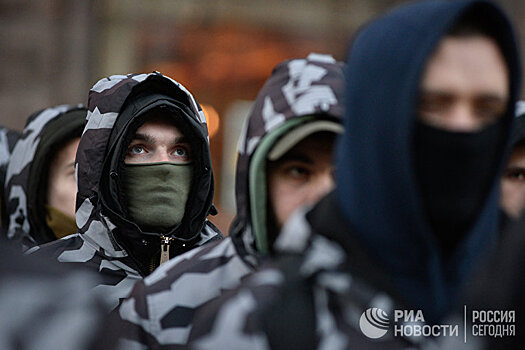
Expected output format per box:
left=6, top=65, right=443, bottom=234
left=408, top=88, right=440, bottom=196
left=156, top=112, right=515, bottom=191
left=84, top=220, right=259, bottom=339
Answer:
left=26, top=108, right=86, bottom=245
left=228, top=55, right=345, bottom=263
left=98, top=85, right=214, bottom=265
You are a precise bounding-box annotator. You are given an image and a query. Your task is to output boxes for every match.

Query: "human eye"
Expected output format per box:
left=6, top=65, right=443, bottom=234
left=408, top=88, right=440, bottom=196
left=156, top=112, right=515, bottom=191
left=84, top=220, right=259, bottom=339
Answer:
left=504, top=167, right=525, bottom=181
left=128, top=144, right=146, bottom=155
left=172, top=145, right=191, bottom=162
left=173, top=147, right=187, bottom=157
left=417, top=93, right=454, bottom=123
left=283, top=163, right=311, bottom=181
left=475, top=100, right=506, bottom=123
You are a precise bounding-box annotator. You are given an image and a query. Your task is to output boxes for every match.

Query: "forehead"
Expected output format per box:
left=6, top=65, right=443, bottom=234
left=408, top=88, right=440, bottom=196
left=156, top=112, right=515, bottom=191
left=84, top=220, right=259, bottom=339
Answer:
left=53, top=137, right=80, bottom=160
left=50, top=137, right=80, bottom=170
left=133, top=111, right=184, bottom=139
left=510, top=143, right=525, bottom=161
left=278, top=132, right=337, bottom=160
left=421, top=36, right=508, bottom=94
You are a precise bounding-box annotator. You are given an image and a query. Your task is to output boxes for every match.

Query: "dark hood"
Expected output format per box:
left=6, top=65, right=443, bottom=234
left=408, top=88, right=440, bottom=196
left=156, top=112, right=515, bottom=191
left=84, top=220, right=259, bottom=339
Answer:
left=336, top=0, right=520, bottom=322
left=230, top=53, right=345, bottom=261
left=4, top=105, right=86, bottom=248
left=75, top=72, right=218, bottom=263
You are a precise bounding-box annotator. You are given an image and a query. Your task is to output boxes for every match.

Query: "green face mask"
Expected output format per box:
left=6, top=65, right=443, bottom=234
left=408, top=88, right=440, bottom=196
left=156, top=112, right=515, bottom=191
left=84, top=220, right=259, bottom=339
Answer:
left=45, top=205, right=77, bottom=239
left=122, top=162, right=193, bottom=232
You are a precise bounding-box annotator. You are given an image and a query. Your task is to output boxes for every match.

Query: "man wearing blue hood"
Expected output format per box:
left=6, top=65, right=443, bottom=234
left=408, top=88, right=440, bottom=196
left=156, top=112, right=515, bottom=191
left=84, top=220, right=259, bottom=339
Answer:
left=186, top=0, right=520, bottom=348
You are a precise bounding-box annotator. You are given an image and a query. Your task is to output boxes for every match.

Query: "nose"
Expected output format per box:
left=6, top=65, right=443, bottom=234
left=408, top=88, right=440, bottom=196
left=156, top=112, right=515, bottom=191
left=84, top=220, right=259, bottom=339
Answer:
left=514, top=186, right=525, bottom=216
left=150, top=148, right=171, bottom=163
left=443, top=103, right=481, bottom=132
left=307, top=170, right=335, bottom=204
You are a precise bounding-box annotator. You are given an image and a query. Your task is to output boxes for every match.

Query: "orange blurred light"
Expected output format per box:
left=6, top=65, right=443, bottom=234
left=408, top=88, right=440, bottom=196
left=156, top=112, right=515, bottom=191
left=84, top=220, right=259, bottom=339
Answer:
left=201, top=104, right=220, bottom=138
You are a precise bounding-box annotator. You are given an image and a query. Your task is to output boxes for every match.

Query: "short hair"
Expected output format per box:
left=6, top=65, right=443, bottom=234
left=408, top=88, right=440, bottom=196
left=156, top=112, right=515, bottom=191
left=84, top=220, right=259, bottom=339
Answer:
left=446, top=6, right=508, bottom=62
left=447, top=7, right=503, bottom=42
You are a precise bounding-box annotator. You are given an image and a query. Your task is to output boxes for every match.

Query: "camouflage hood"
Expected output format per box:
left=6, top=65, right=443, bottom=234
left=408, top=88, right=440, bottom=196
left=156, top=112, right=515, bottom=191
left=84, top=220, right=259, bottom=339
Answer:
left=0, top=127, right=20, bottom=188
left=230, top=53, right=345, bottom=260
left=0, top=126, right=20, bottom=235
left=4, top=105, right=86, bottom=249
left=75, top=72, right=219, bottom=263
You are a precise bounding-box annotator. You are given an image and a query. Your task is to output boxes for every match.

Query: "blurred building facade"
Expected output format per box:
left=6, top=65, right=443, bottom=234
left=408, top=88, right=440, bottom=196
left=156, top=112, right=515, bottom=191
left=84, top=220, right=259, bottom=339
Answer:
left=2, top=0, right=524, bottom=232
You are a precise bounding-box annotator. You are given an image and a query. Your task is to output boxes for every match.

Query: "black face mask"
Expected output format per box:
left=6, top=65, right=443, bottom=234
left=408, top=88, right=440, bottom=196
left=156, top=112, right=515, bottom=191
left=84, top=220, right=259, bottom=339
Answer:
left=413, top=120, right=504, bottom=255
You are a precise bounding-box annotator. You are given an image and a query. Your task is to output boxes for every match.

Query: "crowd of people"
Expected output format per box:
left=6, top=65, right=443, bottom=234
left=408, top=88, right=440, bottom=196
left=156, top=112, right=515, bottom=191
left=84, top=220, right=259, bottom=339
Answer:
left=0, top=0, right=524, bottom=349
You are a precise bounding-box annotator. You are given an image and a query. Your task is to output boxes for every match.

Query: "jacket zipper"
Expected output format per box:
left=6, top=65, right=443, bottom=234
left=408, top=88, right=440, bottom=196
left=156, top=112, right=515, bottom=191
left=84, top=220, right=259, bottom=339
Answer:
left=160, top=235, right=173, bottom=265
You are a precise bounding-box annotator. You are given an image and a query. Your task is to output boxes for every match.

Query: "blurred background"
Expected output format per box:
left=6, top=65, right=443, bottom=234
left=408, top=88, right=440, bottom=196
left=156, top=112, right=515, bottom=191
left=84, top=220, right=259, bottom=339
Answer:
left=2, top=0, right=524, bottom=233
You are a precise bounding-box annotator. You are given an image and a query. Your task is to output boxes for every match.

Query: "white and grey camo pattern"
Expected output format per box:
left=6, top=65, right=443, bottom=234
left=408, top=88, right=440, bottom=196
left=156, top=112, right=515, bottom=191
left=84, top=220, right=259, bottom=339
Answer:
left=187, top=209, right=443, bottom=349
left=4, top=105, right=83, bottom=248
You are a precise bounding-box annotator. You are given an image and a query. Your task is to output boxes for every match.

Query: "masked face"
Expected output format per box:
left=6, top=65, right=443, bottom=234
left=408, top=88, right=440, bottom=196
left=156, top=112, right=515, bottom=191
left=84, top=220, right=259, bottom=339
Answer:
left=46, top=137, right=80, bottom=238
left=122, top=113, right=193, bottom=232
left=47, top=137, right=80, bottom=219
left=414, top=35, right=509, bottom=252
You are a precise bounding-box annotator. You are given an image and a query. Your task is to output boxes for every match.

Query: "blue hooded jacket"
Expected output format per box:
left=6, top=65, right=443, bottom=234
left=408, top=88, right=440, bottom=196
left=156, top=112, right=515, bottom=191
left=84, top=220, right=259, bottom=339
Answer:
left=336, top=0, right=521, bottom=322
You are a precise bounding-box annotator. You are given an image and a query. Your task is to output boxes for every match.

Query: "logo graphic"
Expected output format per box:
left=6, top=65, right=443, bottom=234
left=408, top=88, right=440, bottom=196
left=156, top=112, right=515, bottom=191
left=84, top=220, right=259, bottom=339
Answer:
left=359, top=308, right=390, bottom=339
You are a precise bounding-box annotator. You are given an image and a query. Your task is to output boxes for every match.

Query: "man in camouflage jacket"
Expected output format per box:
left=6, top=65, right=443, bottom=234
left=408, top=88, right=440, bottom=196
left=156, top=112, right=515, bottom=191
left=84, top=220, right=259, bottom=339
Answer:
left=30, top=72, right=221, bottom=310
left=116, top=54, right=345, bottom=348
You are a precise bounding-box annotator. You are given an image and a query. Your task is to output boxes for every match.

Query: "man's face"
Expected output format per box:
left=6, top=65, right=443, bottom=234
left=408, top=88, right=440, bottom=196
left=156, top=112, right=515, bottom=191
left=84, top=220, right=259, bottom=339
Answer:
left=47, top=137, right=80, bottom=217
left=418, top=36, right=509, bottom=131
left=268, top=132, right=336, bottom=230
left=501, top=144, right=525, bottom=219
left=125, top=114, right=192, bottom=164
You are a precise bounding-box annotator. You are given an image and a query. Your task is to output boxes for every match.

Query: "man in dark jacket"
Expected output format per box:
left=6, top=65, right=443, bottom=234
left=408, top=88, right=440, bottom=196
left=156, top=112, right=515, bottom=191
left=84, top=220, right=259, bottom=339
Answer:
left=500, top=101, right=525, bottom=220
left=30, top=72, right=221, bottom=310
left=4, top=105, right=86, bottom=250
left=115, top=54, right=345, bottom=347
left=460, top=204, right=525, bottom=349
left=187, top=1, right=520, bottom=349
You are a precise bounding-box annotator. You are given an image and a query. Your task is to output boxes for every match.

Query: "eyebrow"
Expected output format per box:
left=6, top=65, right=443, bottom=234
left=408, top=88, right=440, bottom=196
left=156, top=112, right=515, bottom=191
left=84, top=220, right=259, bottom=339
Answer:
left=419, top=89, right=508, bottom=102
left=131, top=133, right=155, bottom=144
left=131, top=133, right=189, bottom=146
left=506, top=165, right=525, bottom=171
left=275, top=153, right=314, bottom=165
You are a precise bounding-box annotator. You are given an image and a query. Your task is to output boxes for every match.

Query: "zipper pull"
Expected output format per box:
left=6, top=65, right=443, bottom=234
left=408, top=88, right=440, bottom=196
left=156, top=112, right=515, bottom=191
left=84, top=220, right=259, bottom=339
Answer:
left=160, top=236, right=172, bottom=265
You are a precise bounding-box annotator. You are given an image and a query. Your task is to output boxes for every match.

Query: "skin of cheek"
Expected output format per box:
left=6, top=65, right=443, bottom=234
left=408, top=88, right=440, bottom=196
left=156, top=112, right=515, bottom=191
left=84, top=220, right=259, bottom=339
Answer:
left=269, top=180, right=308, bottom=228
left=49, top=175, right=77, bottom=218
left=500, top=179, right=525, bottom=219
left=500, top=145, right=525, bottom=219
left=269, top=174, right=334, bottom=229
left=47, top=138, right=80, bottom=218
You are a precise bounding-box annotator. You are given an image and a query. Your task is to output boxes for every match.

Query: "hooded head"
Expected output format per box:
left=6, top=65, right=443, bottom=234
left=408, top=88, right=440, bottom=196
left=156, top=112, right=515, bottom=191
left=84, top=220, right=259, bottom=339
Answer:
left=231, top=53, right=345, bottom=257
left=0, top=127, right=20, bottom=235
left=76, top=72, right=217, bottom=270
left=4, top=105, right=86, bottom=248
left=500, top=101, right=525, bottom=219
left=336, top=0, right=520, bottom=321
